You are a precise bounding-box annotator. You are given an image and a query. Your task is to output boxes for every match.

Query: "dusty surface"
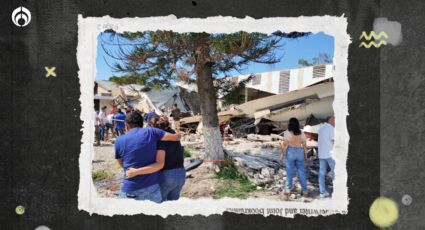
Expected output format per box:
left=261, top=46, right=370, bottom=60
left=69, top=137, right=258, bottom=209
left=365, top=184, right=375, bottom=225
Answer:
left=92, top=142, right=123, bottom=198
left=92, top=139, right=327, bottom=202
left=180, top=163, right=226, bottom=199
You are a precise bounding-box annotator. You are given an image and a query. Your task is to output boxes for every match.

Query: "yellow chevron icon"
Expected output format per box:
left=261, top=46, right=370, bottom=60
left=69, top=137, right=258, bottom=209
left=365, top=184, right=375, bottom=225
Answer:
left=359, top=31, right=388, bottom=40
left=359, top=31, right=388, bottom=48
left=359, top=40, right=387, bottom=48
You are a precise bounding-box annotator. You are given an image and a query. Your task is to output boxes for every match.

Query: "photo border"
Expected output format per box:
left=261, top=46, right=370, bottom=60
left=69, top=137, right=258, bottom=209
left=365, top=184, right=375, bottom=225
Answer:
left=77, top=15, right=350, bottom=217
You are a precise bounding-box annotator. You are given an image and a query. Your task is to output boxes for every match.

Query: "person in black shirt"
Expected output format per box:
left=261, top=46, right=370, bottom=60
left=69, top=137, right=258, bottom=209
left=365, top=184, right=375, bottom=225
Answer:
left=156, top=115, right=186, bottom=201
left=125, top=115, right=186, bottom=202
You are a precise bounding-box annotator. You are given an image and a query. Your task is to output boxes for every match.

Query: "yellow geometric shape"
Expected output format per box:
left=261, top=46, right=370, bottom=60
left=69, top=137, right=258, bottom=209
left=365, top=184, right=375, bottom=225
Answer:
left=359, top=40, right=387, bottom=48
left=45, top=66, right=56, bottom=78
left=369, top=197, right=399, bottom=228
left=359, top=31, right=388, bottom=41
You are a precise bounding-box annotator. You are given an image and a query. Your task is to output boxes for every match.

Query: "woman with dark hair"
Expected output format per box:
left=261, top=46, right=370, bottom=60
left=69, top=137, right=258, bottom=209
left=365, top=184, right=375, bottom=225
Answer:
left=125, top=115, right=186, bottom=202
left=280, top=117, right=308, bottom=198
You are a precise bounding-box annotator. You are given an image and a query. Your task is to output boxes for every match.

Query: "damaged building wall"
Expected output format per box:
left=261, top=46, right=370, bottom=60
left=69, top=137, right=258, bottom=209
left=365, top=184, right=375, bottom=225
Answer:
left=259, top=96, right=334, bottom=124
left=179, top=87, right=201, bottom=115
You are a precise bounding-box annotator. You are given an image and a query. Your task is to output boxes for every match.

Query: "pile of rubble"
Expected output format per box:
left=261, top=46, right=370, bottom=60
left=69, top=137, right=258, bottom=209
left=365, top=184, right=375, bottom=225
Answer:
left=181, top=132, right=331, bottom=196
left=224, top=136, right=326, bottom=194
left=181, top=133, right=204, bottom=150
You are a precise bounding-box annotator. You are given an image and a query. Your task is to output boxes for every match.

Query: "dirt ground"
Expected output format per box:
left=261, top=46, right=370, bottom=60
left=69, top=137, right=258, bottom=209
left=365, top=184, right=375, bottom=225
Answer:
left=92, top=141, right=322, bottom=202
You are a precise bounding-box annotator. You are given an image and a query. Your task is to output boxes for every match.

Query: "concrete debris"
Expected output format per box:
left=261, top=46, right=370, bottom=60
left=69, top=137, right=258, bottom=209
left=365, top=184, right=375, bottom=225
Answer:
left=247, top=134, right=273, bottom=142
left=179, top=118, right=332, bottom=200
left=222, top=138, right=333, bottom=196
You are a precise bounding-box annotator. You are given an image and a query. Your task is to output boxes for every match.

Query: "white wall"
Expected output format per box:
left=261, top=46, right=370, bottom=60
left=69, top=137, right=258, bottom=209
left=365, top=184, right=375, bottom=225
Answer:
left=240, top=71, right=281, bottom=94
left=289, top=64, right=334, bottom=91
left=237, top=64, right=334, bottom=94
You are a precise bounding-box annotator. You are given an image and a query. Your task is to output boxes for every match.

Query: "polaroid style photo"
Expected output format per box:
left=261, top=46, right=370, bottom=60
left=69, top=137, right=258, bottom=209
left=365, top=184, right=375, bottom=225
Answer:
left=77, top=15, right=350, bottom=217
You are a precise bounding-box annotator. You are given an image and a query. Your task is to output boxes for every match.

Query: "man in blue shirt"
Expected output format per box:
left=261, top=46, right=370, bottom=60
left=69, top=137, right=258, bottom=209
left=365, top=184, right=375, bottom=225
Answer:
left=115, top=112, right=181, bottom=203
left=125, top=115, right=186, bottom=202
left=113, top=109, right=126, bottom=136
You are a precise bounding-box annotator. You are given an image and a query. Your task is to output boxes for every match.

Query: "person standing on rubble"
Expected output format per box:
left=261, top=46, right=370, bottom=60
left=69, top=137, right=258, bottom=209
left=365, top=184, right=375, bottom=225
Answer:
left=318, top=116, right=335, bottom=198
left=280, top=117, right=309, bottom=198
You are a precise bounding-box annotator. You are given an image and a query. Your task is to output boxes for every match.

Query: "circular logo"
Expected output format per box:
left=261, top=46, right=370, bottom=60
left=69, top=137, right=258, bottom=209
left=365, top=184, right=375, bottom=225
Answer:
left=11, top=6, right=31, bottom=27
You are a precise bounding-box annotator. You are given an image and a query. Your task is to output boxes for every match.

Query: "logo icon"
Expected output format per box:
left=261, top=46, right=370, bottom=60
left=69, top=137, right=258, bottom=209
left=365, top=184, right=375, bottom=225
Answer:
left=11, top=6, right=31, bottom=27
left=359, top=31, right=388, bottom=48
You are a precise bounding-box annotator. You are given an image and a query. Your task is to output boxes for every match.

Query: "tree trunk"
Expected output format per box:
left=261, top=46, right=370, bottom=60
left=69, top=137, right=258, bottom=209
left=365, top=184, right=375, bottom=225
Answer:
left=195, top=64, right=224, bottom=160
left=193, top=34, right=224, bottom=161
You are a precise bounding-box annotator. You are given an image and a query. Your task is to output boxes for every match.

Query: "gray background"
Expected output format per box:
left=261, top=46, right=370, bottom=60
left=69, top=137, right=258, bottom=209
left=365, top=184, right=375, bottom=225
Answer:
left=0, top=0, right=422, bottom=229
left=380, top=0, right=425, bottom=229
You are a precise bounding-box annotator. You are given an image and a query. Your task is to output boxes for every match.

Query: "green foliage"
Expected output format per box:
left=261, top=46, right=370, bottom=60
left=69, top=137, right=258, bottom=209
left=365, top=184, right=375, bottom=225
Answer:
left=183, top=147, right=192, bottom=158
left=213, top=158, right=257, bottom=199
left=298, top=52, right=332, bottom=66
left=109, top=75, right=145, bottom=85
left=109, top=73, right=169, bottom=91
left=92, top=170, right=112, bottom=181
left=101, top=30, right=310, bottom=87
left=213, top=181, right=252, bottom=199
left=215, top=158, right=244, bottom=180
left=217, top=75, right=254, bottom=106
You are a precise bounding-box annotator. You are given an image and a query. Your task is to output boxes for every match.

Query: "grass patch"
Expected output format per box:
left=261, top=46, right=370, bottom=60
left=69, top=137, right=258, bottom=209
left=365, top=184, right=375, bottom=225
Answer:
left=183, top=147, right=193, bottom=158
left=213, top=158, right=257, bottom=199
left=92, top=170, right=112, bottom=181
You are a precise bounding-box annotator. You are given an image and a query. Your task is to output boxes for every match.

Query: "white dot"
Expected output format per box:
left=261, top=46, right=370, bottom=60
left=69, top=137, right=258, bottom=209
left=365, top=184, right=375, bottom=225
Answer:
left=402, top=194, right=412, bottom=206
left=35, top=226, right=50, bottom=230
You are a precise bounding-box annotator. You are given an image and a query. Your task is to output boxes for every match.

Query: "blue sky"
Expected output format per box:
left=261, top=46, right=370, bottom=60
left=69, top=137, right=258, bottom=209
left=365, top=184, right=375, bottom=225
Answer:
left=96, top=32, right=334, bottom=80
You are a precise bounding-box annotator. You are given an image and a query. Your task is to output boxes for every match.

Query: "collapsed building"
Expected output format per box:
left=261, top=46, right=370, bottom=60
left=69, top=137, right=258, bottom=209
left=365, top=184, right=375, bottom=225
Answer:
left=180, top=64, right=335, bottom=193
left=179, top=64, right=333, bottom=132
left=95, top=64, right=335, bottom=193
left=93, top=80, right=200, bottom=116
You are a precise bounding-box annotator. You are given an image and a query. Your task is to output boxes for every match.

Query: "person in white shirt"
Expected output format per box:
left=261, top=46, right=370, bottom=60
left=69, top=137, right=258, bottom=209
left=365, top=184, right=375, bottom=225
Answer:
left=94, top=109, right=100, bottom=146
left=105, top=113, right=114, bottom=139
left=318, top=116, right=335, bottom=198
left=98, top=106, right=107, bottom=141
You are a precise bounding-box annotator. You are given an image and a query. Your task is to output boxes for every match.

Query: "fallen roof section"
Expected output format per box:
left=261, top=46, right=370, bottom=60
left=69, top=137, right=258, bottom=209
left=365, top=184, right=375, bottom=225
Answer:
left=179, top=109, right=245, bottom=125
left=236, top=82, right=334, bottom=122
left=94, top=95, right=116, bottom=100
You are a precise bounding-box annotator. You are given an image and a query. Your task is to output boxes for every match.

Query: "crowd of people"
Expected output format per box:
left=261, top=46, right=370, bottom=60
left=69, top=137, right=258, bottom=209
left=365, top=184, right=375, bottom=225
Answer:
left=93, top=104, right=335, bottom=202
left=93, top=104, right=183, bottom=146
left=280, top=116, right=335, bottom=199
left=93, top=106, right=130, bottom=146
left=93, top=104, right=186, bottom=203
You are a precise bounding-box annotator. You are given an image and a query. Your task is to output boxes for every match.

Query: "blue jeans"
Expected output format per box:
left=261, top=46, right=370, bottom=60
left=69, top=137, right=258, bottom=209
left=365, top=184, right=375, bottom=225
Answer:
left=319, top=157, right=335, bottom=194
left=116, top=127, right=125, bottom=136
left=160, top=167, right=186, bottom=202
left=118, top=183, right=162, bottom=203
left=99, top=125, right=105, bottom=141
left=285, top=146, right=307, bottom=193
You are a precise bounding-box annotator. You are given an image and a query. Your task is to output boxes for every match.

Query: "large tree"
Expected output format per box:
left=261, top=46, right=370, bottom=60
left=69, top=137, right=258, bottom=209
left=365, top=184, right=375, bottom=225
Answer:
left=102, top=30, right=309, bottom=161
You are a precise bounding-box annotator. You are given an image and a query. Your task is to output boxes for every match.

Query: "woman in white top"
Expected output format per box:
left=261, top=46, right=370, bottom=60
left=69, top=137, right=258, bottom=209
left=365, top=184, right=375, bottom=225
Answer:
left=280, top=117, right=308, bottom=197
